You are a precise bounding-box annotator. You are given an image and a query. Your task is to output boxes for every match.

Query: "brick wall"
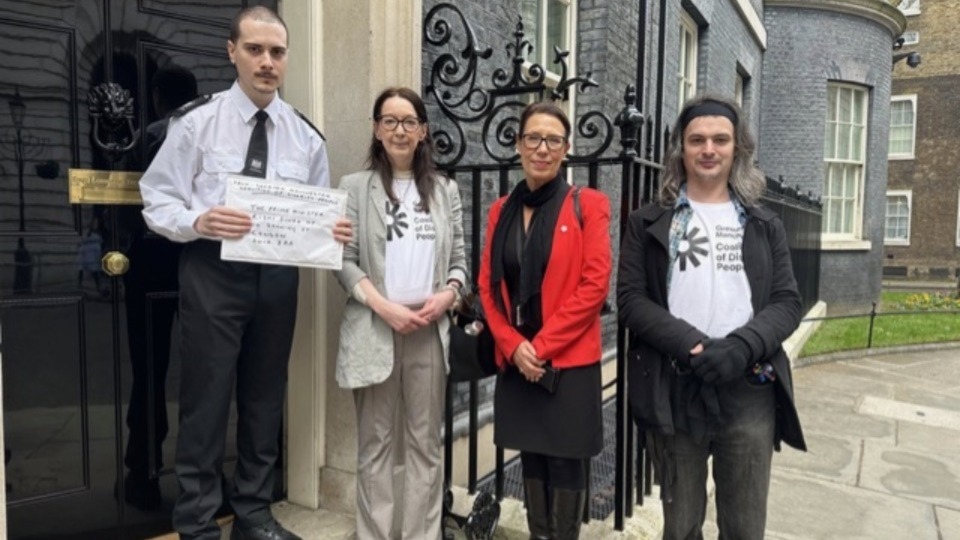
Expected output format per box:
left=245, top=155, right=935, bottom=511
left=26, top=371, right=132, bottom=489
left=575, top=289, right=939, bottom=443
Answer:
left=760, top=6, right=896, bottom=312
left=576, top=0, right=641, bottom=346
left=886, top=1, right=960, bottom=280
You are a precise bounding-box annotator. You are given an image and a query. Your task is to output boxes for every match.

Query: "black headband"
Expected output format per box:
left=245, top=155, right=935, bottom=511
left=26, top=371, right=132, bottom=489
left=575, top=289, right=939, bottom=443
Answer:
left=680, top=101, right=738, bottom=133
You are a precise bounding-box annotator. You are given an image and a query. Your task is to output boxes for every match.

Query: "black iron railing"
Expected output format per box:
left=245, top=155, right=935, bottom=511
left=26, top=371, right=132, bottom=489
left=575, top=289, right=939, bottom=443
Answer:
left=763, top=176, right=823, bottom=313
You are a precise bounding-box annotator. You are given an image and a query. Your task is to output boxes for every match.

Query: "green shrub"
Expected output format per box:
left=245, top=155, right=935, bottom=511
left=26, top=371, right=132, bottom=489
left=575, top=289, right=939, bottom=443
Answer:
left=896, top=292, right=960, bottom=311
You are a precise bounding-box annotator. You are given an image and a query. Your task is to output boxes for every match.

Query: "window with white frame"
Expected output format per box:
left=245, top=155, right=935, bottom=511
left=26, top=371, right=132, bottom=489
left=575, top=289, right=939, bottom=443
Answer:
left=956, top=190, right=960, bottom=247
left=521, top=0, right=574, bottom=78
left=519, top=0, right=577, bottom=134
left=889, top=95, right=917, bottom=159
left=898, top=0, right=920, bottom=16
left=823, top=83, right=868, bottom=239
left=885, top=190, right=912, bottom=245
left=901, top=31, right=919, bottom=45
left=678, top=12, right=698, bottom=109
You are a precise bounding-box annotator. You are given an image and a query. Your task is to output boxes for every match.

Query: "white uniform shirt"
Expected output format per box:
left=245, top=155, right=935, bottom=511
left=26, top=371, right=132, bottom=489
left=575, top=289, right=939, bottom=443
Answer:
left=139, top=81, right=330, bottom=242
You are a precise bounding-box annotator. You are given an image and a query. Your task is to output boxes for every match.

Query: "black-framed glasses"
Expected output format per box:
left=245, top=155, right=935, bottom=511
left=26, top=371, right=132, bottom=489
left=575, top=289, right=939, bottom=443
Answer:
left=377, top=116, right=423, bottom=132
left=520, top=133, right=567, bottom=151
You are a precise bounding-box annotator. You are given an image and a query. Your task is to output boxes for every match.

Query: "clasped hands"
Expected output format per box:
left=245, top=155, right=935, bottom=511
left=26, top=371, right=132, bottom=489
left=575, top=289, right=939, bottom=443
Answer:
left=686, top=336, right=752, bottom=385
left=194, top=206, right=353, bottom=243
left=512, top=340, right=544, bottom=383
left=375, top=288, right=458, bottom=335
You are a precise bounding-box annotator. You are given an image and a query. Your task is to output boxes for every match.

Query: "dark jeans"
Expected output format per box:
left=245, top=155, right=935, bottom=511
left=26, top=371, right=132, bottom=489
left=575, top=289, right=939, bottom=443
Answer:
left=657, top=377, right=776, bottom=540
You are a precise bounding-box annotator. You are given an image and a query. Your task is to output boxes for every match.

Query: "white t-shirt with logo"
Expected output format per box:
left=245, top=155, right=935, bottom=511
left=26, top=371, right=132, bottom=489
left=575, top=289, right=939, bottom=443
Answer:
left=384, top=178, right=436, bottom=305
left=668, top=200, right=753, bottom=338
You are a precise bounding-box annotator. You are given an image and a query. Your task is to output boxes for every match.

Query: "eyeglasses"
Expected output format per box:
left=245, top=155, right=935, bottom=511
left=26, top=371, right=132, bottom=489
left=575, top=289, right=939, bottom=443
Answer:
left=520, top=133, right=567, bottom=151
left=378, top=116, right=423, bottom=132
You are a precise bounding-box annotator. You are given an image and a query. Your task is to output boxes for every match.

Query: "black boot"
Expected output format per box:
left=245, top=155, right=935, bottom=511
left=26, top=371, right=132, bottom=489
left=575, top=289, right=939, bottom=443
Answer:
left=550, top=488, right=586, bottom=540
left=523, top=478, right=551, bottom=539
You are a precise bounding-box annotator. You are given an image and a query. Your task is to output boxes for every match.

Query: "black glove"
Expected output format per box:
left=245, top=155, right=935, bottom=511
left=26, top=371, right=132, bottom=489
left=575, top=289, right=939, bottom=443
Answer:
left=690, top=337, right=752, bottom=385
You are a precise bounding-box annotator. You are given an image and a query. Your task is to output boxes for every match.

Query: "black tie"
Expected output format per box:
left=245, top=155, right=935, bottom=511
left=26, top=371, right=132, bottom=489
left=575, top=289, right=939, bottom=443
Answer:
left=243, top=110, right=269, bottom=177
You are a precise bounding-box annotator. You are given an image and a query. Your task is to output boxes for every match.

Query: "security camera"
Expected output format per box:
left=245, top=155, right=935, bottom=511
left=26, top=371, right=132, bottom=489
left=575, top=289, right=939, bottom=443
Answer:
left=892, top=51, right=922, bottom=68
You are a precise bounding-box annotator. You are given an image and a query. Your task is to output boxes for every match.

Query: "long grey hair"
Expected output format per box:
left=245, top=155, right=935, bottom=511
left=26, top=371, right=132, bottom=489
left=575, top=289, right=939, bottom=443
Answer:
left=658, top=93, right=765, bottom=207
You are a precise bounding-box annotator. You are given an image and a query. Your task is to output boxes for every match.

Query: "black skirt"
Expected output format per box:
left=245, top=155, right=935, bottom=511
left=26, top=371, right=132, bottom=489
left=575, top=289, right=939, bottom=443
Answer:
left=494, top=362, right=603, bottom=459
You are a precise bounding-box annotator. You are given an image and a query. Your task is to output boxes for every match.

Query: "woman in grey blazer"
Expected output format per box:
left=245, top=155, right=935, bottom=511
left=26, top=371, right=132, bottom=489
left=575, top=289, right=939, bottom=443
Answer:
left=334, top=87, right=467, bottom=539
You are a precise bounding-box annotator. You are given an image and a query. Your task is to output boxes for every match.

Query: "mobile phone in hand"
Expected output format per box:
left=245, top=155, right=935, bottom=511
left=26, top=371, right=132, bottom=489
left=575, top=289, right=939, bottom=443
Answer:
left=536, top=363, right=560, bottom=394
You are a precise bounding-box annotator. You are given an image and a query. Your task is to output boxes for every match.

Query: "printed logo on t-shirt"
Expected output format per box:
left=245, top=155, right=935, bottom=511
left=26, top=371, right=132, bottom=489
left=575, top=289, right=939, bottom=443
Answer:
left=386, top=201, right=409, bottom=241
left=414, top=214, right=436, bottom=241
left=677, top=226, right=709, bottom=271
left=714, top=225, right=744, bottom=272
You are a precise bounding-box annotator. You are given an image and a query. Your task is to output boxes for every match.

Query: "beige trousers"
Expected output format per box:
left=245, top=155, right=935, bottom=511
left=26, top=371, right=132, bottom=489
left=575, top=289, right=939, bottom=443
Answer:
left=353, top=323, right=446, bottom=540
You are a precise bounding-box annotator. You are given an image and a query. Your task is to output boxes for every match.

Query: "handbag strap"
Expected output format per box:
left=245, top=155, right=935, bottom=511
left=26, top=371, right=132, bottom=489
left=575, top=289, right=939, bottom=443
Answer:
left=573, top=186, right=582, bottom=228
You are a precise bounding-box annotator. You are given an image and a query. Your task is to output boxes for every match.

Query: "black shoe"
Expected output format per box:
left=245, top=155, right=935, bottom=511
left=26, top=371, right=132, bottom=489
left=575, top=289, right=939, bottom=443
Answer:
left=230, top=519, right=302, bottom=540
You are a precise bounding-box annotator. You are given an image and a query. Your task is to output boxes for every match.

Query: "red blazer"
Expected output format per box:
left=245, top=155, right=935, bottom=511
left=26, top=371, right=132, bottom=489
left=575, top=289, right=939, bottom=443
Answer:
left=478, top=187, right=612, bottom=370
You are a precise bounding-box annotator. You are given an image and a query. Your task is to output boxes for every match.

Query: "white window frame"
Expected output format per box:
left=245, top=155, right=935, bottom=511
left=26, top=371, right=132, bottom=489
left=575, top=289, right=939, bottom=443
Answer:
left=889, top=94, right=917, bottom=160
left=678, top=12, right=698, bottom=109
left=901, top=31, right=919, bottom=46
left=898, top=0, right=921, bottom=16
left=884, top=190, right=912, bottom=246
left=956, top=190, right=960, bottom=247
left=520, top=0, right=577, bottom=128
left=823, top=82, right=869, bottom=244
left=521, top=0, right=576, bottom=86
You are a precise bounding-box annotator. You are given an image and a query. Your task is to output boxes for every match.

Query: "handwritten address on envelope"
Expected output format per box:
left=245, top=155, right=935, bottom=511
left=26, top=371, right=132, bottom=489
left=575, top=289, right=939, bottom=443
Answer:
left=220, top=175, right=347, bottom=270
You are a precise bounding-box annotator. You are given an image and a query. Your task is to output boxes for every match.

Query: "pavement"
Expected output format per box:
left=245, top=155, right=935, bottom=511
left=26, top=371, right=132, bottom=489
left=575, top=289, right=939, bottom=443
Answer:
left=153, top=342, right=960, bottom=539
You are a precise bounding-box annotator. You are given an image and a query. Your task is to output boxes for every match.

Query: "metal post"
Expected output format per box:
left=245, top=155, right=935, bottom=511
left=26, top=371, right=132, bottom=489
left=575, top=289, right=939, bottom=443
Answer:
left=468, top=379, right=479, bottom=493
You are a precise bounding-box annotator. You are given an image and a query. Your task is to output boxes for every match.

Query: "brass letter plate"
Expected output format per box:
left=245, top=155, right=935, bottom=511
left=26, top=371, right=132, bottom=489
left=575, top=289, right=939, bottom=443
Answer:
left=69, top=169, right=143, bottom=205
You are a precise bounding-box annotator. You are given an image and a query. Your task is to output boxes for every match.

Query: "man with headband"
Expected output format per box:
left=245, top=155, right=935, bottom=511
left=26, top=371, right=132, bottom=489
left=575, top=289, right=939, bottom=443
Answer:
left=617, top=94, right=806, bottom=539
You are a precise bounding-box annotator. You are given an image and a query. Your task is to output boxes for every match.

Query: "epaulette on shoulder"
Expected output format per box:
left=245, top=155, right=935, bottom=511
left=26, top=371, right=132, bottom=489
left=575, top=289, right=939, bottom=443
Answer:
left=294, top=108, right=326, bottom=141
left=169, top=94, right=213, bottom=118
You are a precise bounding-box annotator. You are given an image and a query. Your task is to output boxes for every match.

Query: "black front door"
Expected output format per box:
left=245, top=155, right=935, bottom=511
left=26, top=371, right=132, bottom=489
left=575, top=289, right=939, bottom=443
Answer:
left=0, top=2, right=275, bottom=538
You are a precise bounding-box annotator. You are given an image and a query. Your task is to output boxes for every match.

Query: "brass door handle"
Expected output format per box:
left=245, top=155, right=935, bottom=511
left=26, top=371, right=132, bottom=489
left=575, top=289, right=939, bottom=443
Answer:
left=101, top=251, right=130, bottom=276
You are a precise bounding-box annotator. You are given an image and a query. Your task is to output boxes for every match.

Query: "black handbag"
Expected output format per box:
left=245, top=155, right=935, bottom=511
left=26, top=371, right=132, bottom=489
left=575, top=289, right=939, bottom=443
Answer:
left=448, top=293, right=498, bottom=382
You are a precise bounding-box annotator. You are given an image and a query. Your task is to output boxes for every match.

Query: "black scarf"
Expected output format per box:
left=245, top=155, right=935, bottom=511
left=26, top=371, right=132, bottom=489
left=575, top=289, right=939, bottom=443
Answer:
left=490, top=174, right=569, bottom=331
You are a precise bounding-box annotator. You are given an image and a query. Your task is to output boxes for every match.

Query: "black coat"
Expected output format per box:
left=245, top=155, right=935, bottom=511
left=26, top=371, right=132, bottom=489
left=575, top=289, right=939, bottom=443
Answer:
left=617, top=202, right=806, bottom=451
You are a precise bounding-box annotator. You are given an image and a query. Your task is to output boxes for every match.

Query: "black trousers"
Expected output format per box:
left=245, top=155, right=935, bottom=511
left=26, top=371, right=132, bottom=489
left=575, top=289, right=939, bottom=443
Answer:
left=172, top=240, right=298, bottom=539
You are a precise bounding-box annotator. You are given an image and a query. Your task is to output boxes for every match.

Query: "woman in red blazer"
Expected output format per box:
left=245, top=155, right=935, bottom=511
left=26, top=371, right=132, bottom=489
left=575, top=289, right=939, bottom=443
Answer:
left=478, top=101, right=612, bottom=540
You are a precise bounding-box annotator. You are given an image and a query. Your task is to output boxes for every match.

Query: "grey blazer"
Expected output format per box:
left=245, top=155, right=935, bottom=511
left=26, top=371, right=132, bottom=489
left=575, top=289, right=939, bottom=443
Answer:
left=333, top=170, right=468, bottom=389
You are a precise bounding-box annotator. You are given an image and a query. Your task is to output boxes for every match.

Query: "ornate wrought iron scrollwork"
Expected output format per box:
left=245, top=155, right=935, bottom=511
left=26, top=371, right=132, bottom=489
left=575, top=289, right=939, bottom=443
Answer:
left=88, top=82, right=140, bottom=160
left=424, top=2, right=614, bottom=167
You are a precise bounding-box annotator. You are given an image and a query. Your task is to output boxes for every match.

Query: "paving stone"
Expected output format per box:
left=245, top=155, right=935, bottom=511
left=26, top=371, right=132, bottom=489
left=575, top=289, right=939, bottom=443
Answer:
left=859, top=440, right=960, bottom=511
left=794, top=387, right=896, bottom=442
left=937, top=506, right=960, bottom=540
left=772, top=432, right=862, bottom=485
left=857, top=395, right=960, bottom=431
left=898, top=421, right=960, bottom=457
left=765, top=471, right=939, bottom=540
